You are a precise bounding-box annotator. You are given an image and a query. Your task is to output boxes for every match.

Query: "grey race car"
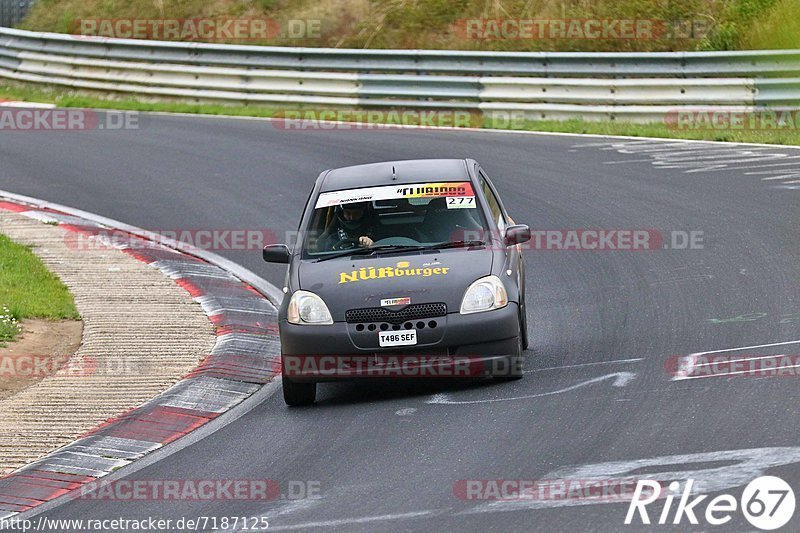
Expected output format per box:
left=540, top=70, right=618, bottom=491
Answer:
left=263, top=159, right=531, bottom=406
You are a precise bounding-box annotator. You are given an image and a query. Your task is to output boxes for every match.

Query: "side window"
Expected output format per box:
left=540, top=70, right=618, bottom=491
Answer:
left=478, top=170, right=507, bottom=231
left=294, top=187, right=319, bottom=251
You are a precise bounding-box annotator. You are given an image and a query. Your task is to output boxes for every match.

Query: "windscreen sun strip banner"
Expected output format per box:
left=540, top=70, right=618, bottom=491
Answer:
left=315, top=182, right=474, bottom=208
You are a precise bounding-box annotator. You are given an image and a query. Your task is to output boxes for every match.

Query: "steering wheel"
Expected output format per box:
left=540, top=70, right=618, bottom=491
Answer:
left=331, top=237, right=360, bottom=251
left=372, top=236, right=420, bottom=246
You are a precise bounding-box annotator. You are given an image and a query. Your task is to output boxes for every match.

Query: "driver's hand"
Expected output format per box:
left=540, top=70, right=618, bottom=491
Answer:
left=358, top=236, right=374, bottom=247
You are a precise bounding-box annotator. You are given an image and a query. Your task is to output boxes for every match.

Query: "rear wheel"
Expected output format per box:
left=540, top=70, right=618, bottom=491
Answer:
left=282, top=375, right=316, bottom=406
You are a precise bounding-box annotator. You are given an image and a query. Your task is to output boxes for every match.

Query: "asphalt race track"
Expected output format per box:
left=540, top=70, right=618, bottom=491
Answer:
left=2, top=113, right=800, bottom=531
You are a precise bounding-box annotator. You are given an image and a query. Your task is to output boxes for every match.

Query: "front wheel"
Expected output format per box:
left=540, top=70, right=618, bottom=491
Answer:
left=493, top=334, right=524, bottom=381
left=282, top=375, right=316, bottom=406
left=520, top=299, right=529, bottom=351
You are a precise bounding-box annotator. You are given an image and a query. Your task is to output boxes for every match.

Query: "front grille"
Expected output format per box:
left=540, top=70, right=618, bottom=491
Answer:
left=346, top=303, right=447, bottom=324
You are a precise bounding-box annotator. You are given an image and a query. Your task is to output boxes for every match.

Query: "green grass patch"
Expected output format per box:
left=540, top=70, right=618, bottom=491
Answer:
left=0, top=83, right=59, bottom=103
left=741, top=0, right=800, bottom=49
left=0, top=83, right=279, bottom=117
left=0, top=233, right=80, bottom=345
left=500, top=117, right=800, bottom=146
left=55, top=96, right=280, bottom=119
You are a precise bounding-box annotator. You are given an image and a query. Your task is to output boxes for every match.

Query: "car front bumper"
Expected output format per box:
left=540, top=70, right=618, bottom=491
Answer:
left=279, top=303, right=520, bottom=382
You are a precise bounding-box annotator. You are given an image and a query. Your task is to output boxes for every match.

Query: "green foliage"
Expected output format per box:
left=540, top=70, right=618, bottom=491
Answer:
left=741, top=0, right=800, bottom=49
left=16, top=0, right=798, bottom=51
left=0, top=234, right=80, bottom=332
left=0, top=305, right=21, bottom=345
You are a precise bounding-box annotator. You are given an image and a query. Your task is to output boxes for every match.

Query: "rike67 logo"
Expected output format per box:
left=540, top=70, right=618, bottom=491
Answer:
left=626, top=476, right=795, bottom=530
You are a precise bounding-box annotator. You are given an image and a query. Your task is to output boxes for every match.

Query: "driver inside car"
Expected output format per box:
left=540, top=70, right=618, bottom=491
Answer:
left=318, top=201, right=379, bottom=250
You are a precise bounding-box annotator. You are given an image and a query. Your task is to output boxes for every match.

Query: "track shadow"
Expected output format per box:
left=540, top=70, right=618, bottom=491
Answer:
left=311, top=376, right=511, bottom=407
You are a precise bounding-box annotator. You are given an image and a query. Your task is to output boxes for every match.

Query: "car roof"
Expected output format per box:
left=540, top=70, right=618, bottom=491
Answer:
left=318, top=159, right=473, bottom=192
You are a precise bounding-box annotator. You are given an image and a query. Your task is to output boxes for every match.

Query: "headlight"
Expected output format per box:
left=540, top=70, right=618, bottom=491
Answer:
left=460, top=275, right=508, bottom=314
left=287, top=290, right=333, bottom=325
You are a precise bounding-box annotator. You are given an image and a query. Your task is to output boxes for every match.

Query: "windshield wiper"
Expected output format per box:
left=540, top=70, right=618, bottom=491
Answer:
left=314, top=244, right=430, bottom=262
left=314, top=241, right=484, bottom=262
left=421, top=240, right=485, bottom=250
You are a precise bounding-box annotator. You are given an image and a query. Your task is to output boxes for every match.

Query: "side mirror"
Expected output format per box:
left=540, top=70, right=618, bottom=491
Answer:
left=263, top=244, right=291, bottom=264
left=504, top=224, right=531, bottom=246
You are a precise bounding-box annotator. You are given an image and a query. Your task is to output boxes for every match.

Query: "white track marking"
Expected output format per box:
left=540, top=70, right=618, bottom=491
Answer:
left=653, top=151, right=780, bottom=163
left=465, top=447, right=800, bottom=513
left=674, top=362, right=800, bottom=381
left=582, top=140, right=800, bottom=185
left=673, top=353, right=800, bottom=381
left=0, top=100, right=56, bottom=109
left=671, top=340, right=800, bottom=381
left=656, top=156, right=790, bottom=173
left=648, top=275, right=713, bottom=285
left=737, top=157, right=800, bottom=170
left=755, top=172, right=800, bottom=180
left=525, top=358, right=642, bottom=373
left=615, top=144, right=710, bottom=153
left=693, top=339, right=800, bottom=356
left=427, top=372, right=635, bottom=405
left=260, top=447, right=800, bottom=524
left=265, top=511, right=434, bottom=531
left=753, top=170, right=800, bottom=177
left=602, top=159, right=656, bottom=164
left=693, top=353, right=790, bottom=366
left=259, top=497, right=323, bottom=521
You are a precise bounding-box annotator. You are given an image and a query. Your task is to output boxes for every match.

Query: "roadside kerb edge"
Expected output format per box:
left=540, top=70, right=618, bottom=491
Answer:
left=0, top=190, right=283, bottom=519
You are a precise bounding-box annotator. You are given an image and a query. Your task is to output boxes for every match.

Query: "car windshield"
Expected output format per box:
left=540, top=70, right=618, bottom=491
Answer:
left=302, top=181, right=489, bottom=258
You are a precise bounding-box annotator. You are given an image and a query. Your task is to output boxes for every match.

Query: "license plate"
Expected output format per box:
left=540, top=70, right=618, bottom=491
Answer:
left=378, top=330, right=417, bottom=347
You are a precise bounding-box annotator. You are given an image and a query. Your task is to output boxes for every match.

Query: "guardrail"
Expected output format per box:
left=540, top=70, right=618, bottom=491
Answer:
left=1, top=26, right=799, bottom=122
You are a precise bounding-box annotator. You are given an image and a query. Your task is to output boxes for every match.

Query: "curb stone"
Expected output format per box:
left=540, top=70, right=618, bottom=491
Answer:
left=0, top=198, right=281, bottom=518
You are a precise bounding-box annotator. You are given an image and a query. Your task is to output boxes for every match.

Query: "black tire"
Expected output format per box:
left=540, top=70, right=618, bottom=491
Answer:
left=493, top=333, right=524, bottom=381
left=282, top=375, right=316, bottom=406
left=519, top=299, right=530, bottom=351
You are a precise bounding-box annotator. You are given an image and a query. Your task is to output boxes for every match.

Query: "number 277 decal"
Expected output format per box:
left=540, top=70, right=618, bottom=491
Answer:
left=446, top=196, right=476, bottom=209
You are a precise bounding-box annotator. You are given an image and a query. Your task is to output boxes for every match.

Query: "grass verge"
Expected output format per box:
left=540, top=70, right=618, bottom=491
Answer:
left=507, top=118, right=800, bottom=146
left=1, top=81, right=799, bottom=146
left=0, top=233, right=80, bottom=346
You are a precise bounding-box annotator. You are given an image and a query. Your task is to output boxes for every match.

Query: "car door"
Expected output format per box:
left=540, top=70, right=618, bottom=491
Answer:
left=476, top=165, right=525, bottom=305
